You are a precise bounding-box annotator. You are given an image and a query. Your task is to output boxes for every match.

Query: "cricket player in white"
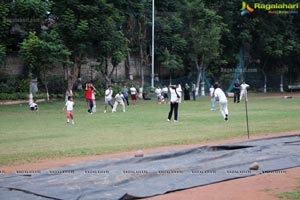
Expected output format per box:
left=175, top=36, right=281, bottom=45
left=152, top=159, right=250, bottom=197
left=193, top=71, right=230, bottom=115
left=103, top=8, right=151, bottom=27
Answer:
left=240, top=81, right=250, bottom=101
left=214, top=83, right=229, bottom=121
left=112, top=91, right=126, bottom=112
left=104, top=85, right=113, bottom=113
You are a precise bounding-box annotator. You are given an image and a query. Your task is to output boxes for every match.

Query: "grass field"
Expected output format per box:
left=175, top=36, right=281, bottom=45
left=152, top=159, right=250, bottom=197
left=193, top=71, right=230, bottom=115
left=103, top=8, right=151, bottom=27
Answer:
left=0, top=94, right=299, bottom=166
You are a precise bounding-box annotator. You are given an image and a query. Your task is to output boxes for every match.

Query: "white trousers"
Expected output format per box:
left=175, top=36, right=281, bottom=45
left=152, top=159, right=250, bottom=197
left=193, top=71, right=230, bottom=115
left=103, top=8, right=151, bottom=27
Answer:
left=240, top=90, right=247, bottom=101
left=112, top=101, right=125, bottom=112
left=219, top=101, right=228, bottom=119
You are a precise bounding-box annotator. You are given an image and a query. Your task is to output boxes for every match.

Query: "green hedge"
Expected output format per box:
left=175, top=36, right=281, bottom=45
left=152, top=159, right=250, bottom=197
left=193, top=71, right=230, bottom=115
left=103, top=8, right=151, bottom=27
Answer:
left=0, top=91, right=88, bottom=100
left=0, top=93, right=35, bottom=100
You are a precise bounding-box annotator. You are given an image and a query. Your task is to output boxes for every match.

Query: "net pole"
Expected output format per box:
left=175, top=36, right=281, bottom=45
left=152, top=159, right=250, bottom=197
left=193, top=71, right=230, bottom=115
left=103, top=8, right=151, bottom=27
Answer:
left=244, top=89, right=250, bottom=139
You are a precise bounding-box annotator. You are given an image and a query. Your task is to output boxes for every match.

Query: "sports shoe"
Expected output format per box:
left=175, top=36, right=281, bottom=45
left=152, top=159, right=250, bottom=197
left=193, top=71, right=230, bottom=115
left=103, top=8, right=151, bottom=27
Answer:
left=103, top=110, right=106, bottom=113
left=225, top=114, right=228, bottom=121
left=174, top=120, right=178, bottom=122
left=167, top=119, right=170, bottom=122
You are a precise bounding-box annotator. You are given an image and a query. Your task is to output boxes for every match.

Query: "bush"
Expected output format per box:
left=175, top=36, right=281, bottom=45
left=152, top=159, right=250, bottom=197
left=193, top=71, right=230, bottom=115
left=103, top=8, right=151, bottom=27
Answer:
left=18, top=79, right=30, bottom=92
left=72, top=92, right=85, bottom=99
left=0, top=78, right=20, bottom=93
left=0, top=92, right=69, bottom=100
left=0, top=92, right=28, bottom=100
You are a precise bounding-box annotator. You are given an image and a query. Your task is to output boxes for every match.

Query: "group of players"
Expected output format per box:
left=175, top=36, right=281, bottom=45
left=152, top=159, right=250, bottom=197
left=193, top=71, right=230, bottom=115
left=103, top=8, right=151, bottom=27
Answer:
left=62, top=83, right=139, bottom=124
left=31, top=79, right=249, bottom=125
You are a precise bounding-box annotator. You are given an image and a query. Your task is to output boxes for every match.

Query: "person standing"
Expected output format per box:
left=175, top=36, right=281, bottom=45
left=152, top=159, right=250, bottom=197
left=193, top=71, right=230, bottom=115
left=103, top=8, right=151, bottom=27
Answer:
left=240, top=81, right=250, bottom=101
left=177, top=83, right=182, bottom=103
left=130, top=85, right=137, bottom=104
left=85, top=83, right=96, bottom=114
left=183, top=83, right=191, bottom=100
left=214, top=83, right=229, bottom=121
left=121, top=85, right=129, bottom=106
left=191, top=82, right=196, bottom=101
left=209, top=85, right=216, bottom=111
left=155, top=86, right=163, bottom=104
left=233, top=79, right=241, bottom=103
left=63, top=96, right=75, bottom=124
left=104, top=85, right=113, bottom=113
left=167, top=85, right=181, bottom=122
left=162, top=85, right=169, bottom=104
left=92, top=90, right=96, bottom=113
left=112, top=91, right=126, bottom=113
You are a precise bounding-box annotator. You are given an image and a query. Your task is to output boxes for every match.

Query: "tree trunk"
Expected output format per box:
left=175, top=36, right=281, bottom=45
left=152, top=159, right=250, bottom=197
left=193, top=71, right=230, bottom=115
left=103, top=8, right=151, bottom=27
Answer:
left=42, top=70, right=49, bottom=101
left=280, top=74, right=284, bottom=92
left=125, top=52, right=131, bottom=79
left=66, top=55, right=80, bottom=92
left=195, top=59, right=203, bottom=96
left=45, top=82, right=49, bottom=101
left=139, top=42, right=144, bottom=88
left=138, top=20, right=145, bottom=88
left=201, top=69, right=205, bottom=96
left=262, top=70, right=267, bottom=93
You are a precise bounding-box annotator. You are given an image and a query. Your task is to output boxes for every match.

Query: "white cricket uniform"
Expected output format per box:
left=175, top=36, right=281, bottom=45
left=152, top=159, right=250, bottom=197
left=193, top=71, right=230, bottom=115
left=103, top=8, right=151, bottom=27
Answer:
left=214, top=88, right=228, bottom=119
left=240, top=83, right=250, bottom=101
left=209, top=87, right=214, bottom=97
left=112, top=93, right=125, bottom=112
left=177, top=84, right=182, bottom=103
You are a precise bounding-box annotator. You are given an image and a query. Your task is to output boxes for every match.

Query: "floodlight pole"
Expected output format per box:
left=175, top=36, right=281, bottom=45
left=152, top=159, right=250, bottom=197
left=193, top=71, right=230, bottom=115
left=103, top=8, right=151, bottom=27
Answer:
left=151, top=0, right=155, bottom=88
left=245, top=89, right=250, bottom=139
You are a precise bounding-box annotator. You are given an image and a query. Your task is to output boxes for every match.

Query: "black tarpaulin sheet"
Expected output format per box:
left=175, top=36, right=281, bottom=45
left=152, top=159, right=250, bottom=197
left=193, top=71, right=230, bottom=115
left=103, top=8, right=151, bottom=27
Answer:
left=0, top=134, right=300, bottom=200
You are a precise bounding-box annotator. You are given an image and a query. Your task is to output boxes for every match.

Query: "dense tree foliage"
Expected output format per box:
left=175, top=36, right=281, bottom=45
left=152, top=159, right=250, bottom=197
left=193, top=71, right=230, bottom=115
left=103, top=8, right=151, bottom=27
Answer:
left=1, top=0, right=300, bottom=91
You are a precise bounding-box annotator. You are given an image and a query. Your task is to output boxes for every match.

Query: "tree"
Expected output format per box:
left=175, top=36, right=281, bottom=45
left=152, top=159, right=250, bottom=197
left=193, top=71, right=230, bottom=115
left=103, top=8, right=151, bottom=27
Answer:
left=153, top=0, right=187, bottom=82
left=20, top=31, right=71, bottom=100
left=160, top=48, right=183, bottom=83
left=181, top=0, right=225, bottom=95
left=95, top=30, right=129, bottom=85
left=0, top=2, right=10, bottom=65
left=6, top=0, right=52, bottom=50
left=53, top=0, right=128, bottom=87
left=111, top=0, right=149, bottom=82
left=240, top=9, right=300, bottom=92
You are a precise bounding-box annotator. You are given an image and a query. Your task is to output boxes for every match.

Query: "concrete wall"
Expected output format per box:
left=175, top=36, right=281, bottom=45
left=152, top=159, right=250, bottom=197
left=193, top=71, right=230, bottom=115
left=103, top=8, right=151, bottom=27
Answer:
left=0, top=54, right=139, bottom=82
left=0, top=54, right=168, bottom=84
left=0, top=53, right=24, bottom=77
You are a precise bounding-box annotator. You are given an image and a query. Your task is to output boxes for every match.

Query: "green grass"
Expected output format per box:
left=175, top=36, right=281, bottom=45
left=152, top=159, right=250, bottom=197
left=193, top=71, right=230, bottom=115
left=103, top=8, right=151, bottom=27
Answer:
left=277, top=187, right=300, bottom=199
left=0, top=95, right=300, bottom=166
left=277, top=178, right=300, bottom=200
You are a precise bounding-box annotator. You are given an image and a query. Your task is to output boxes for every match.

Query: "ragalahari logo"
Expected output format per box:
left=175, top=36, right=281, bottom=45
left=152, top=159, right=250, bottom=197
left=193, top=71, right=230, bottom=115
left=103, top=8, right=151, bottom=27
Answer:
left=240, top=1, right=255, bottom=16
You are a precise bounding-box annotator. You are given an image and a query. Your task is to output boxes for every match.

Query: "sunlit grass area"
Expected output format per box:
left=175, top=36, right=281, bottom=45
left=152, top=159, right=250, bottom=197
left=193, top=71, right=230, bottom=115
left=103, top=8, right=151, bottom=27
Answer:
left=0, top=95, right=299, bottom=166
